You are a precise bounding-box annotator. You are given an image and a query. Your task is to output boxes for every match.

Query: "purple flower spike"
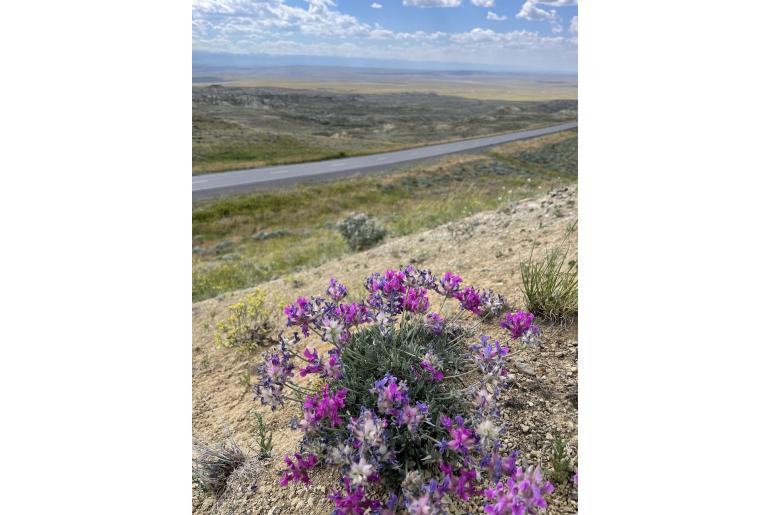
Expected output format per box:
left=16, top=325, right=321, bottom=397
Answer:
left=438, top=271, right=463, bottom=296
left=424, top=312, right=444, bottom=334
left=371, top=373, right=409, bottom=416
left=454, top=287, right=483, bottom=315
left=483, top=461, right=554, bottom=515
left=327, top=277, right=348, bottom=301
left=419, top=351, right=445, bottom=382
left=404, top=287, right=430, bottom=313
left=329, top=476, right=381, bottom=515
left=279, top=453, right=318, bottom=486
left=500, top=311, right=539, bottom=341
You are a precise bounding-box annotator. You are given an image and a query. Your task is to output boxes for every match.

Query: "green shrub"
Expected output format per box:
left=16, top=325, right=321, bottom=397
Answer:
left=325, top=321, right=471, bottom=487
left=336, top=212, right=387, bottom=251
left=520, top=244, right=577, bottom=323
left=254, top=413, right=273, bottom=459
left=215, top=290, right=274, bottom=351
left=549, top=434, right=573, bottom=485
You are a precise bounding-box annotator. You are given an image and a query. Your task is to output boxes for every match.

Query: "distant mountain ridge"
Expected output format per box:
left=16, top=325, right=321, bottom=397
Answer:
left=192, top=50, right=576, bottom=75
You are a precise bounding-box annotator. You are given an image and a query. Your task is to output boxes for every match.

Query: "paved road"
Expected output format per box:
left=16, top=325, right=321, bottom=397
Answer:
left=192, top=121, right=577, bottom=200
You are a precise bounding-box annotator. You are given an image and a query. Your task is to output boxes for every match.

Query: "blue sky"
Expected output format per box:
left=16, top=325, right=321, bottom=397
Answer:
left=192, top=1, right=577, bottom=72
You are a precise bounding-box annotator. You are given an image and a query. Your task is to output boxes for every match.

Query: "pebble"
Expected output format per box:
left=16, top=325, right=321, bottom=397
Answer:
left=521, top=424, right=530, bottom=433
left=515, top=362, right=536, bottom=376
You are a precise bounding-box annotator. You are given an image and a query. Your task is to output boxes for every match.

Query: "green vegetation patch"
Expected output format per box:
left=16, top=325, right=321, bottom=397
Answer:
left=192, top=131, right=578, bottom=301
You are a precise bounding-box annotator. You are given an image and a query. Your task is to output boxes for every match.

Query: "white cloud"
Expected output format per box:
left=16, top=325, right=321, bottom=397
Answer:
left=486, top=11, right=507, bottom=21
left=402, top=0, right=462, bottom=7
left=192, top=0, right=371, bottom=37
left=538, top=0, right=577, bottom=5
left=517, top=1, right=571, bottom=34
left=516, top=1, right=556, bottom=22
left=192, top=0, right=577, bottom=71
left=471, top=0, right=494, bottom=7
left=569, top=15, right=577, bottom=34
left=370, top=2, right=382, bottom=8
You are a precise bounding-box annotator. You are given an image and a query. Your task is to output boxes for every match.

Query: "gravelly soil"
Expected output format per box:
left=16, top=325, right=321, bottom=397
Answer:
left=193, top=185, right=578, bottom=514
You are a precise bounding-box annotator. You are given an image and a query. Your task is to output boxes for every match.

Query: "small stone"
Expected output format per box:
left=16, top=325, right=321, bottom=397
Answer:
left=545, top=432, right=554, bottom=440
left=515, top=362, right=536, bottom=376
left=521, top=424, right=530, bottom=433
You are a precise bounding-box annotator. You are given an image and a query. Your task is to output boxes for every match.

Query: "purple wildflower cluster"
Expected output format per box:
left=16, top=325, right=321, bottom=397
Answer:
left=251, top=270, right=552, bottom=513
left=501, top=310, right=542, bottom=346
left=299, top=347, right=343, bottom=380
left=300, top=384, right=348, bottom=433
left=419, top=351, right=445, bottom=382
left=484, top=464, right=554, bottom=515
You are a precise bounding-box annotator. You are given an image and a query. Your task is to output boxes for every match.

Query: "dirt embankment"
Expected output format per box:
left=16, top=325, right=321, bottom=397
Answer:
left=193, top=185, right=578, bottom=514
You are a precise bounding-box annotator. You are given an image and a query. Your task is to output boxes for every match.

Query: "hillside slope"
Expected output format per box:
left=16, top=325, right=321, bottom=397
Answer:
left=192, top=185, right=578, bottom=514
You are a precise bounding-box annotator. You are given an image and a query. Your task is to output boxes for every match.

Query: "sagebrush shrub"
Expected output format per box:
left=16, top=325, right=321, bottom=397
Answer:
left=251, top=267, right=554, bottom=513
left=520, top=244, right=578, bottom=323
left=215, top=290, right=274, bottom=351
left=337, top=213, right=387, bottom=251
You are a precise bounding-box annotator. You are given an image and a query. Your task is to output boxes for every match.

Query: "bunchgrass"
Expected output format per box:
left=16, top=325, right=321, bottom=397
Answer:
left=192, top=439, right=246, bottom=497
left=520, top=241, right=578, bottom=323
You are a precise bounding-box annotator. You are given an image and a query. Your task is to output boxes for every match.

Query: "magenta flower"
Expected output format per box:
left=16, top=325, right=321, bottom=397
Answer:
left=419, top=352, right=445, bottom=382
left=299, top=348, right=343, bottom=380
left=439, top=462, right=479, bottom=501
left=300, top=385, right=347, bottom=431
left=447, top=425, right=477, bottom=455
left=329, top=476, right=381, bottom=515
left=279, top=452, right=318, bottom=486
left=371, top=374, right=409, bottom=416
left=500, top=311, right=540, bottom=341
left=348, top=408, right=390, bottom=454
left=454, top=287, right=483, bottom=315
left=424, top=312, right=444, bottom=334
left=483, top=463, right=554, bottom=515
left=327, top=277, right=348, bottom=301
left=284, top=296, right=314, bottom=336
left=398, top=402, right=428, bottom=433
left=336, top=302, right=370, bottom=327
left=438, top=271, right=463, bottom=296
left=381, top=268, right=407, bottom=295
left=404, top=287, right=430, bottom=313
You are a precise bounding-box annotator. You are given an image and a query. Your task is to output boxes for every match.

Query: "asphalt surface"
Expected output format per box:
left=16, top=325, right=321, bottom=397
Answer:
left=192, top=121, right=577, bottom=200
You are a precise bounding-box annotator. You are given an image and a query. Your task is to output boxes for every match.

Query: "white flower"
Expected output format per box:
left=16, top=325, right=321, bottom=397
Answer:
left=323, top=318, right=343, bottom=343
left=349, top=456, right=375, bottom=486
left=476, top=419, right=500, bottom=447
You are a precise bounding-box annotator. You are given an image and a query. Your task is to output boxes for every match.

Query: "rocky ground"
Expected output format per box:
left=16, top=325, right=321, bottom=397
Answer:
left=192, top=185, right=578, bottom=514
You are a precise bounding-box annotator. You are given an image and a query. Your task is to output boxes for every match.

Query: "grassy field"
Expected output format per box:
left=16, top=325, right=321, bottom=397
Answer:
left=192, top=85, right=577, bottom=174
left=192, top=130, right=578, bottom=301
left=192, top=67, right=577, bottom=101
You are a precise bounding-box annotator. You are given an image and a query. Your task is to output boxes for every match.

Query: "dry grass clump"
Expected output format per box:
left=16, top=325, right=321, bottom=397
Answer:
left=192, top=439, right=246, bottom=497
